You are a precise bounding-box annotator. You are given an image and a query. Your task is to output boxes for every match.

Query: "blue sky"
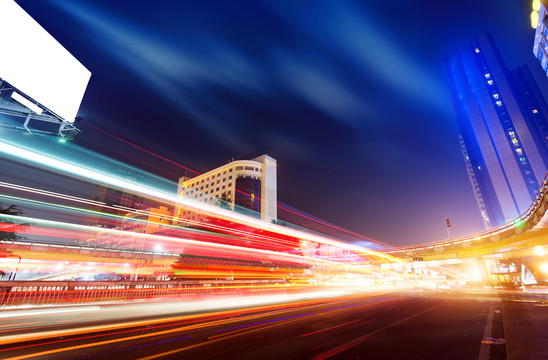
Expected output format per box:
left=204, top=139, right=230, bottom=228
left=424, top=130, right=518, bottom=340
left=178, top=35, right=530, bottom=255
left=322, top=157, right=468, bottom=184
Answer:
left=14, top=0, right=548, bottom=245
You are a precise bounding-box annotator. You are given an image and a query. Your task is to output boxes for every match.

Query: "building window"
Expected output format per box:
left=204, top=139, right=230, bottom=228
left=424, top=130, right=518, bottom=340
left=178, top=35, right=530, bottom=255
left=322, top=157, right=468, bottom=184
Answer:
left=236, top=166, right=243, bottom=170
left=496, top=101, right=502, bottom=107
left=493, top=93, right=499, bottom=99
left=487, top=80, right=493, bottom=85
left=485, top=73, right=491, bottom=79
left=475, top=48, right=480, bottom=53
left=229, top=176, right=232, bottom=180
left=516, top=148, right=523, bottom=156
left=533, top=109, right=538, bottom=113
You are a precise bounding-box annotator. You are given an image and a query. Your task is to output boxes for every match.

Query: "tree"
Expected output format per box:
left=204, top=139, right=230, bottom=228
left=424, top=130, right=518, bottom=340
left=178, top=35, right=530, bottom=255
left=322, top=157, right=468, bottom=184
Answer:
left=0, top=204, right=28, bottom=243
left=0, top=204, right=27, bottom=280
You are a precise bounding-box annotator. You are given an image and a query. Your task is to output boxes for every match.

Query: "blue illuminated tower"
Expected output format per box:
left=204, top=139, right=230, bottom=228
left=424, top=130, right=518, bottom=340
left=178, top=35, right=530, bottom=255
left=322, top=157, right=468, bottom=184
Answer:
left=445, top=33, right=548, bottom=227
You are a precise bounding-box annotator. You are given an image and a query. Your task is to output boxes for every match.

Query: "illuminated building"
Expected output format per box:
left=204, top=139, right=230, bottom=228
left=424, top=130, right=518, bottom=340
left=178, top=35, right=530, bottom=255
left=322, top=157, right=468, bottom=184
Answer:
left=532, top=1, right=548, bottom=75
left=121, top=206, right=172, bottom=250
left=176, top=155, right=277, bottom=223
left=122, top=205, right=172, bottom=234
left=88, top=166, right=160, bottom=229
left=445, top=33, right=548, bottom=227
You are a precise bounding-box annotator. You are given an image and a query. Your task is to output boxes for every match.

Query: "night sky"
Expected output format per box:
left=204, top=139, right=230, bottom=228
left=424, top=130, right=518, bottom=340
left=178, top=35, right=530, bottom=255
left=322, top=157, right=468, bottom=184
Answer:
left=13, top=0, right=548, bottom=246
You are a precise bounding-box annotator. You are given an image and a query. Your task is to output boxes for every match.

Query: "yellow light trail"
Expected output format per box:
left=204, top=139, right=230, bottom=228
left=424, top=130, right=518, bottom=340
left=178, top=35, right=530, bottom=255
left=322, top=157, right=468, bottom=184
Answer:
left=0, top=213, right=372, bottom=273
left=0, top=139, right=402, bottom=264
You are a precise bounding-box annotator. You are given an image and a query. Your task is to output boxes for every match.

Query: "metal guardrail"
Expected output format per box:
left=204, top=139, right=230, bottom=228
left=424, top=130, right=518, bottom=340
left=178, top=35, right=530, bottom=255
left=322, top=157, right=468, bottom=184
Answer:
left=2, top=239, right=180, bottom=259
left=386, top=174, right=548, bottom=259
left=0, top=279, right=291, bottom=308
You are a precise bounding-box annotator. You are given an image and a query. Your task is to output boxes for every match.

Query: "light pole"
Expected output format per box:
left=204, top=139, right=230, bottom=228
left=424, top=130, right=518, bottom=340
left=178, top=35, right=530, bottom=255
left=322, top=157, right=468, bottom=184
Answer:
left=9, top=255, right=21, bottom=281
left=445, top=218, right=452, bottom=239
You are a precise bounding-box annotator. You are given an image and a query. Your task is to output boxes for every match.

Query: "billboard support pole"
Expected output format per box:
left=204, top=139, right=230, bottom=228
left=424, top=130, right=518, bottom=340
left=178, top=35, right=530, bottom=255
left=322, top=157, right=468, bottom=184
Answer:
left=0, top=80, right=80, bottom=140
left=22, top=113, right=32, bottom=135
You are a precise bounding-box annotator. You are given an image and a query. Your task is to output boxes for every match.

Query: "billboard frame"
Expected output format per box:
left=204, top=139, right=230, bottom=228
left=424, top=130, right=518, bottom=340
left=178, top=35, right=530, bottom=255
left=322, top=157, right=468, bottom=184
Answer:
left=0, top=78, right=80, bottom=141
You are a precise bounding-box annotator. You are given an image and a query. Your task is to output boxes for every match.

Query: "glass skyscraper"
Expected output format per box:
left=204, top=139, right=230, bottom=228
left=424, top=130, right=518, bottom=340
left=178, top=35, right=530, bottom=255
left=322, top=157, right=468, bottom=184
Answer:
left=445, top=33, right=548, bottom=227
left=532, top=0, right=548, bottom=76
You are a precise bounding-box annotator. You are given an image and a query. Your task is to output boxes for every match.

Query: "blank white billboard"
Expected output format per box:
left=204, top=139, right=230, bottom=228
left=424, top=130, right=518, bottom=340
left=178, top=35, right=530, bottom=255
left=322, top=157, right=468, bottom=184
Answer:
left=0, top=0, right=91, bottom=123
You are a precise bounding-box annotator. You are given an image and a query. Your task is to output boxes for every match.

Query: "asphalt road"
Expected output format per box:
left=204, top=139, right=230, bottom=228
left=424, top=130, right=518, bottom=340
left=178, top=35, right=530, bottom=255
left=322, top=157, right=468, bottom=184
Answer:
left=0, top=291, right=509, bottom=360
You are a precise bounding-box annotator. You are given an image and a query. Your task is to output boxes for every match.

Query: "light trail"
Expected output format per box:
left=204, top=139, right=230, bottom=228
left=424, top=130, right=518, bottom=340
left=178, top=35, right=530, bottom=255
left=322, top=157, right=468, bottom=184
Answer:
left=0, top=307, right=100, bottom=320
left=81, top=120, right=392, bottom=248
left=81, top=120, right=201, bottom=175
left=0, top=292, right=390, bottom=360
left=0, top=138, right=402, bottom=264
left=0, top=181, right=106, bottom=207
left=0, top=192, right=301, bottom=252
left=0, top=291, right=363, bottom=347
left=0, top=213, right=372, bottom=272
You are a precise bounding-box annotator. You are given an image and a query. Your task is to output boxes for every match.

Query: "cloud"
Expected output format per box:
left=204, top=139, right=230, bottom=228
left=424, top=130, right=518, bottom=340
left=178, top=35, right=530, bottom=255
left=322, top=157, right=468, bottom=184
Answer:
left=271, top=51, right=372, bottom=127
left=49, top=0, right=268, bottom=149
left=265, top=0, right=451, bottom=117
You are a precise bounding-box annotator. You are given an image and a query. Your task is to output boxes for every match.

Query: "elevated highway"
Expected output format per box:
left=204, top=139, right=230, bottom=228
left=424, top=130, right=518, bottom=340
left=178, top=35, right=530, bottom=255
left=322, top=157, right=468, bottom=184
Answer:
left=386, top=177, right=548, bottom=261
left=382, top=175, right=548, bottom=287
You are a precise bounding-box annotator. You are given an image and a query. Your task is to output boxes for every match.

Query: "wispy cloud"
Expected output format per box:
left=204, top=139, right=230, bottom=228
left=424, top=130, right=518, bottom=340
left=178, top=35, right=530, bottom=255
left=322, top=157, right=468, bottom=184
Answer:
left=271, top=51, right=372, bottom=127
left=266, top=0, right=451, bottom=117
left=50, top=0, right=268, bottom=150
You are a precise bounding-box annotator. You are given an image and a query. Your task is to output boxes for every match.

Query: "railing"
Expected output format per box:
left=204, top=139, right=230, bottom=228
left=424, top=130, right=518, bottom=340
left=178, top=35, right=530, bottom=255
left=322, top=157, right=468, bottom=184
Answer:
left=0, top=279, right=291, bottom=308
left=386, top=173, right=548, bottom=259
left=2, top=239, right=180, bottom=259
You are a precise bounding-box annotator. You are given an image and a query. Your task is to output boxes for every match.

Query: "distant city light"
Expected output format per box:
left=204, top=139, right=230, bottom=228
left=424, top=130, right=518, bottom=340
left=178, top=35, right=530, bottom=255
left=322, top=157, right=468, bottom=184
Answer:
left=514, top=219, right=523, bottom=227
left=531, top=8, right=539, bottom=28
left=535, top=245, right=545, bottom=256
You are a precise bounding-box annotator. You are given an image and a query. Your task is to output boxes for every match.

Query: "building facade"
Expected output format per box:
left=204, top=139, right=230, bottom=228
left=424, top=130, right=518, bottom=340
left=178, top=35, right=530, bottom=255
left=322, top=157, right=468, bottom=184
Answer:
left=533, top=0, right=548, bottom=76
left=88, top=166, right=149, bottom=229
left=445, top=33, right=548, bottom=227
left=175, top=155, right=277, bottom=223
left=120, top=205, right=172, bottom=250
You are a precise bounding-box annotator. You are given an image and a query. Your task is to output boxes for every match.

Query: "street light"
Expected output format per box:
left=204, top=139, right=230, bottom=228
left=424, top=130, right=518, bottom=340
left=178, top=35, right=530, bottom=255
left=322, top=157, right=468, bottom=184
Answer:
left=9, top=255, right=21, bottom=281
left=445, top=218, right=451, bottom=239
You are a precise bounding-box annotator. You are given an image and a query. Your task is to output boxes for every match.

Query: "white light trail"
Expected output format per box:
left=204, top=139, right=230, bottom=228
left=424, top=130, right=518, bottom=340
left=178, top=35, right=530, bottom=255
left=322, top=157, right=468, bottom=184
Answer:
left=0, top=139, right=402, bottom=263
